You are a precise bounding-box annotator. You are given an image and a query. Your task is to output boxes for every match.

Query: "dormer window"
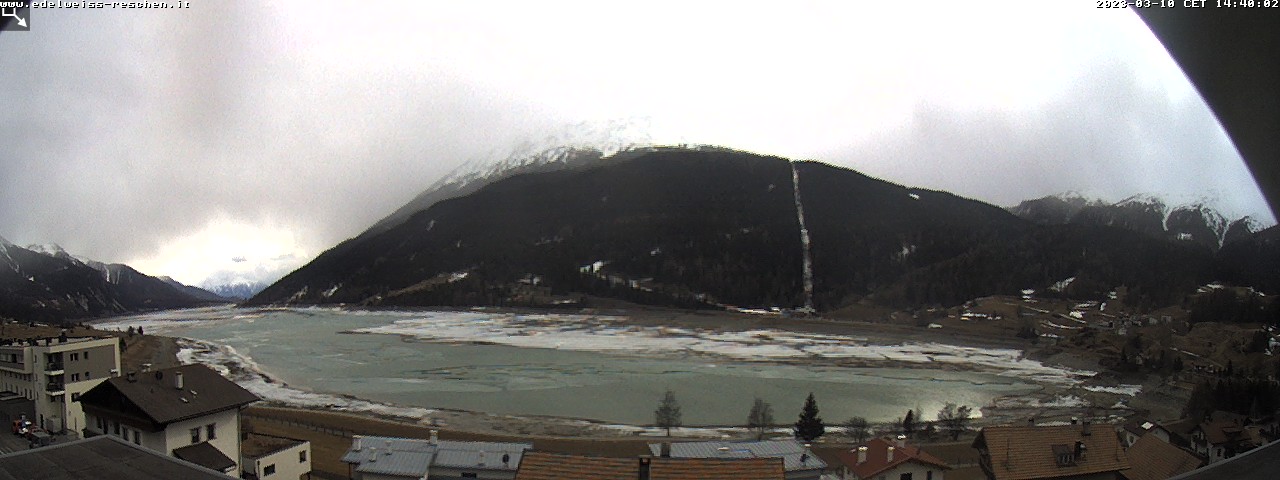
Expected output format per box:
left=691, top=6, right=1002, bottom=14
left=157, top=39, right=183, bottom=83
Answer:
left=1052, top=444, right=1076, bottom=466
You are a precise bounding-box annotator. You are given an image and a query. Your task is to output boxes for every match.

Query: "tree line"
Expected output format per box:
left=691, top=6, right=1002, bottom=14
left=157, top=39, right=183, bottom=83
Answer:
left=654, top=390, right=973, bottom=441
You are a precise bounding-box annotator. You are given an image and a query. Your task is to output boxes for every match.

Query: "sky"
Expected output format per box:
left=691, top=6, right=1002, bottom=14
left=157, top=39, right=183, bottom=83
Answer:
left=0, top=1, right=1273, bottom=288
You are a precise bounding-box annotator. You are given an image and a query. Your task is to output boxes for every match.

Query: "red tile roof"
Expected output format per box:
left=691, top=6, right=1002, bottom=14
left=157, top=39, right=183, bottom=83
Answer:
left=974, top=424, right=1129, bottom=480
left=834, top=437, right=950, bottom=479
left=1121, top=435, right=1203, bottom=480
left=648, top=457, right=785, bottom=480
left=515, top=451, right=639, bottom=480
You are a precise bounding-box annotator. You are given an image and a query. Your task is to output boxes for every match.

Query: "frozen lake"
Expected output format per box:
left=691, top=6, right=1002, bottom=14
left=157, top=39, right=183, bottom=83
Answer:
left=96, top=307, right=1081, bottom=426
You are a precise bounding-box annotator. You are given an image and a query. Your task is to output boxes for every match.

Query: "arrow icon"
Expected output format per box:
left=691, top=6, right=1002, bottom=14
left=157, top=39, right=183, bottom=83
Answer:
left=1, top=8, right=25, bottom=28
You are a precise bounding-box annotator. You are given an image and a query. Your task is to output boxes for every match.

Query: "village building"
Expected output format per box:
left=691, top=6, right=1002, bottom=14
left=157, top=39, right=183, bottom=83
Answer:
left=514, top=451, right=786, bottom=480
left=1119, top=434, right=1203, bottom=480
left=973, top=421, right=1129, bottom=480
left=647, top=439, right=825, bottom=480
left=341, top=433, right=531, bottom=480
left=241, top=433, right=312, bottom=480
left=0, top=335, right=120, bottom=433
left=832, top=436, right=950, bottom=480
left=1117, top=419, right=1172, bottom=448
left=0, top=434, right=237, bottom=480
left=76, top=363, right=260, bottom=477
left=1187, top=411, right=1262, bottom=464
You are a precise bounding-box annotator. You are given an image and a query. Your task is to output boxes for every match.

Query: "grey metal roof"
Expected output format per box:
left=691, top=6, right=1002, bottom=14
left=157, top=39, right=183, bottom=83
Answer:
left=434, top=449, right=523, bottom=470
left=354, top=450, right=434, bottom=477
left=341, top=435, right=532, bottom=476
left=0, top=435, right=236, bottom=480
left=649, top=439, right=826, bottom=472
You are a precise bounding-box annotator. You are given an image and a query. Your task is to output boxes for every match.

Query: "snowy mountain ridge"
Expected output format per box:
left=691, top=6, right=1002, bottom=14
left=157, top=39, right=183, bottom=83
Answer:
left=1009, top=191, right=1270, bottom=250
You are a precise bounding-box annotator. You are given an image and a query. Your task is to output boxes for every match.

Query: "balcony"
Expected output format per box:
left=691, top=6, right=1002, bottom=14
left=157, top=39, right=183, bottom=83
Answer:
left=46, top=382, right=64, bottom=393
left=44, top=362, right=63, bottom=372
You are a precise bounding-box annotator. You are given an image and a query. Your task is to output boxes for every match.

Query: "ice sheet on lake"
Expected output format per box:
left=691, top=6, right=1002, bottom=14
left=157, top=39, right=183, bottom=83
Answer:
left=176, top=337, right=436, bottom=420
left=352, top=312, right=1094, bottom=385
left=1083, top=384, right=1142, bottom=396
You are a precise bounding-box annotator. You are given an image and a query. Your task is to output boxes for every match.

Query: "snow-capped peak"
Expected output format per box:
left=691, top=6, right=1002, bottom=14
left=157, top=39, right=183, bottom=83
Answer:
left=432, top=118, right=654, bottom=190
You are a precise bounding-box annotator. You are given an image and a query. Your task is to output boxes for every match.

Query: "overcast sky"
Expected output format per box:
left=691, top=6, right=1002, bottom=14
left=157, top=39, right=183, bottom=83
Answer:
left=0, top=1, right=1272, bottom=287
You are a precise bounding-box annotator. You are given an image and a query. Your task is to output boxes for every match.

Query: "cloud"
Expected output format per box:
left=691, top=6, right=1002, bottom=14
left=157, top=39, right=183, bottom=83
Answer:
left=231, top=256, right=247, bottom=263
left=0, top=2, right=1271, bottom=286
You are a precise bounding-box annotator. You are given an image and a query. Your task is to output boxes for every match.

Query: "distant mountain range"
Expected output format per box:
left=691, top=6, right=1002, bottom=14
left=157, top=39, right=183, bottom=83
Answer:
left=0, top=239, right=231, bottom=322
left=1007, top=192, right=1263, bottom=251
left=247, top=146, right=1280, bottom=312
left=201, top=281, right=270, bottom=300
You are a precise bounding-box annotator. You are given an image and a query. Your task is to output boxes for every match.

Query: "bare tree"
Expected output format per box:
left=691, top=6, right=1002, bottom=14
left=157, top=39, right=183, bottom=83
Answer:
left=843, top=416, right=870, bottom=443
left=655, top=389, right=683, bottom=436
left=747, top=398, right=775, bottom=440
left=936, top=403, right=973, bottom=440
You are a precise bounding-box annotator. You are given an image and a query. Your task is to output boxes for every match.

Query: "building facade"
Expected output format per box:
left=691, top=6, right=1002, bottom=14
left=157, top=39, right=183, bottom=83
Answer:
left=242, top=433, right=312, bottom=480
left=77, top=364, right=259, bottom=477
left=0, top=335, right=120, bottom=433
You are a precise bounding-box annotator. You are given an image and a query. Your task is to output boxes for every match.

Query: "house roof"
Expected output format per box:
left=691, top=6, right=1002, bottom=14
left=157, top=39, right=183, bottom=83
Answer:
left=1121, top=435, right=1203, bottom=480
left=647, top=439, right=825, bottom=471
left=172, top=441, right=237, bottom=472
left=341, top=435, right=531, bottom=476
left=648, top=457, right=785, bottom=480
left=1121, top=419, right=1170, bottom=438
left=241, top=433, right=307, bottom=459
left=515, top=451, right=640, bottom=480
left=834, top=437, right=950, bottom=479
left=974, top=424, right=1129, bottom=480
left=0, top=435, right=236, bottom=480
left=77, top=364, right=258, bottom=426
left=1194, top=411, right=1251, bottom=445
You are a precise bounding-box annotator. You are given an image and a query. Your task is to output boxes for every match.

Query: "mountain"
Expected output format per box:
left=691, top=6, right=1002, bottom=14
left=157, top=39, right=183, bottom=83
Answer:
left=249, top=147, right=1255, bottom=312
left=364, top=120, right=651, bottom=236
left=202, top=281, right=270, bottom=301
left=1008, top=193, right=1262, bottom=251
left=158, top=276, right=232, bottom=303
left=0, top=239, right=228, bottom=322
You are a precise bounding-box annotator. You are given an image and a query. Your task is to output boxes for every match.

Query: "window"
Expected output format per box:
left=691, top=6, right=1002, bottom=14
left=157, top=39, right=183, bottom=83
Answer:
left=85, top=371, right=90, bottom=379
left=461, top=474, right=478, bottom=479
left=84, top=351, right=89, bottom=359
left=206, top=423, right=216, bottom=440
left=70, top=393, right=80, bottom=401
left=70, top=353, right=78, bottom=361
left=263, top=464, right=275, bottom=476
left=299, top=450, right=307, bottom=462
left=900, top=473, right=913, bottom=480
left=190, top=427, right=200, bottom=444
left=927, top=471, right=933, bottom=480
left=112, top=420, right=119, bottom=435
left=133, top=430, right=140, bottom=445
left=70, top=373, right=79, bottom=381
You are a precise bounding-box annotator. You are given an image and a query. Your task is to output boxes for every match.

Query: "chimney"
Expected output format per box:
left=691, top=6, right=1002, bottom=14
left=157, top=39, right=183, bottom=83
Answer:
left=1027, top=417, right=1035, bottom=427
left=887, top=446, right=895, bottom=462
left=429, top=429, right=438, bottom=445
left=1082, top=418, right=1092, bottom=436
left=857, top=446, right=868, bottom=464
left=1070, top=416, right=1079, bottom=425
left=141, top=363, right=152, bottom=373
left=353, top=436, right=363, bottom=451
left=174, top=372, right=184, bottom=390
left=368, top=447, right=377, bottom=462
left=639, top=457, right=651, bottom=480
left=385, top=439, right=393, bottom=454
left=478, top=450, right=486, bottom=467
left=126, top=371, right=137, bottom=383
left=110, top=368, right=119, bottom=378
left=896, top=434, right=906, bottom=448
left=660, top=442, right=671, bottom=458
left=502, top=453, right=510, bottom=465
